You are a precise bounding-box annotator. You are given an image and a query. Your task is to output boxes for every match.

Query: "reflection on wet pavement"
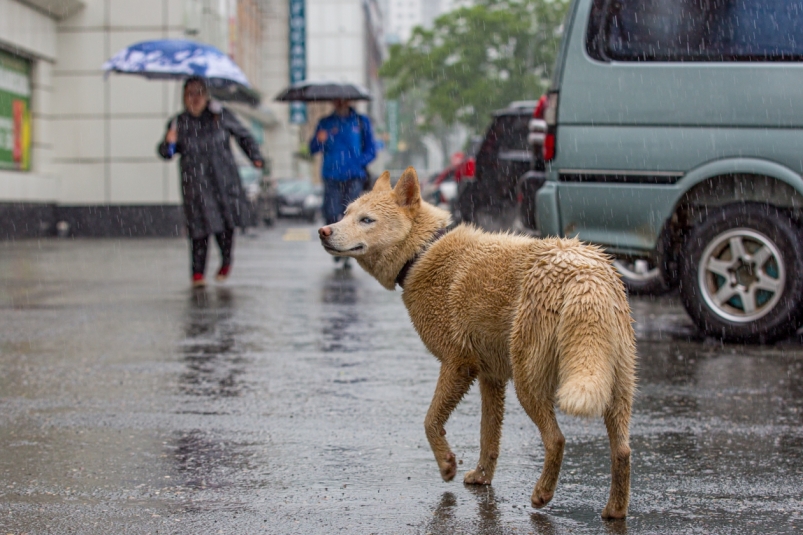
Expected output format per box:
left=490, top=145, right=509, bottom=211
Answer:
left=321, top=268, right=361, bottom=353
left=0, top=224, right=802, bottom=534
left=180, top=288, right=246, bottom=398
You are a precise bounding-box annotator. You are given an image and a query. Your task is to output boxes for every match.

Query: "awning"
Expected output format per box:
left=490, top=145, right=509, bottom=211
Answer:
left=225, top=102, right=279, bottom=128
left=24, top=0, right=85, bottom=19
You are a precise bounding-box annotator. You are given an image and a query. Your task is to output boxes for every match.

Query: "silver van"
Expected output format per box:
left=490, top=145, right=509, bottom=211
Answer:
left=533, top=0, right=803, bottom=342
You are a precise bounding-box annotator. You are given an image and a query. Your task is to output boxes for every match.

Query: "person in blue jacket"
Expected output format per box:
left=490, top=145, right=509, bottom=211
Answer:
left=309, top=99, right=377, bottom=231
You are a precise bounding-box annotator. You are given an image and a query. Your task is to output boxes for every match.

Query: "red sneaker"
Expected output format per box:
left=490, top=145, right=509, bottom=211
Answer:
left=192, top=273, right=206, bottom=288
left=215, top=264, right=231, bottom=282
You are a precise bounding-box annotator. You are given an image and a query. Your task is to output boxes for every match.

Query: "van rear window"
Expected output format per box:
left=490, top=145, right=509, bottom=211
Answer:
left=587, top=0, right=803, bottom=62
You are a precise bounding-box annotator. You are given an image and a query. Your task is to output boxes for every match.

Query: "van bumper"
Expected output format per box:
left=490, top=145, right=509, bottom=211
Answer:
left=536, top=182, right=561, bottom=237
left=518, top=170, right=546, bottom=231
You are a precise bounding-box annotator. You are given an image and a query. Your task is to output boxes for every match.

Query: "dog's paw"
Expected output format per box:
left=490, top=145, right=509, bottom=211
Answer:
left=601, top=504, right=627, bottom=520
left=438, top=452, right=457, bottom=482
left=531, top=488, right=554, bottom=509
left=463, top=468, right=492, bottom=485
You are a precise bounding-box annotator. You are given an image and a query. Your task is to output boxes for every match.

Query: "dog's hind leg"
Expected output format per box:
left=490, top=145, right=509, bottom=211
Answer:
left=601, top=345, right=635, bottom=519
left=601, top=391, right=632, bottom=519
left=425, top=362, right=477, bottom=481
left=464, top=375, right=505, bottom=485
left=510, top=299, right=564, bottom=509
left=518, top=393, right=565, bottom=509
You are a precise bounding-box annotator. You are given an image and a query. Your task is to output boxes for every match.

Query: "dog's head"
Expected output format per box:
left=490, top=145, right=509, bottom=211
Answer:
left=318, top=167, right=422, bottom=258
left=318, top=167, right=450, bottom=288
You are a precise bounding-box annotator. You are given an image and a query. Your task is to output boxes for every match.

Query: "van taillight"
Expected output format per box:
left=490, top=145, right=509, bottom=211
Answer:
left=542, top=92, right=558, bottom=161
left=543, top=132, right=555, bottom=161
left=533, top=94, right=547, bottom=120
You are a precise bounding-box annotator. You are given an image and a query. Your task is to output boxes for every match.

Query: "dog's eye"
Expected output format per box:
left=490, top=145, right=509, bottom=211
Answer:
left=360, top=217, right=375, bottom=224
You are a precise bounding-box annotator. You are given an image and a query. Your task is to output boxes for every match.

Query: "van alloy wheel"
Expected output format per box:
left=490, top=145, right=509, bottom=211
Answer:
left=698, top=229, right=784, bottom=323
left=679, top=203, right=803, bottom=343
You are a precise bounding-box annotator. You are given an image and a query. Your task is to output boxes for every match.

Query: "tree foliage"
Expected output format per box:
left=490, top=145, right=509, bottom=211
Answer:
left=380, top=0, right=570, bottom=133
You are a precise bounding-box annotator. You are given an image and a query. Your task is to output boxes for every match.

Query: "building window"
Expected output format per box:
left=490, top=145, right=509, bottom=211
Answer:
left=0, top=49, right=31, bottom=171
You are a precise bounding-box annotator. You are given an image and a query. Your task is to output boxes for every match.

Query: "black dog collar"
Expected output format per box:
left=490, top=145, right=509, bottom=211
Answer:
left=395, top=227, right=449, bottom=289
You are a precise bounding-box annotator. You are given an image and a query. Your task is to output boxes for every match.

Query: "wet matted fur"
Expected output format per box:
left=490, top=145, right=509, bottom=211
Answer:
left=318, top=167, right=637, bottom=519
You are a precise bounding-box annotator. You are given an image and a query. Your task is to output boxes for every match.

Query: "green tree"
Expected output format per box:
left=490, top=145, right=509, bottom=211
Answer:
left=388, top=88, right=428, bottom=168
left=380, top=0, right=570, bottom=134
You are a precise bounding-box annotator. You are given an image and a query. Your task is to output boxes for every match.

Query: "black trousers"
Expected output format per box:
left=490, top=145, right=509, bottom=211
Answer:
left=191, top=228, right=234, bottom=276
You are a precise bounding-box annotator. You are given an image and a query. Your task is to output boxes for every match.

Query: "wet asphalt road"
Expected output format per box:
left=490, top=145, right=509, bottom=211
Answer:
left=1, top=221, right=802, bottom=534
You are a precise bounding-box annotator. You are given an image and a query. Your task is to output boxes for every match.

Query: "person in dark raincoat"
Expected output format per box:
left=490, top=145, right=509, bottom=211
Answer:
left=158, top=76, right=264, bottom=287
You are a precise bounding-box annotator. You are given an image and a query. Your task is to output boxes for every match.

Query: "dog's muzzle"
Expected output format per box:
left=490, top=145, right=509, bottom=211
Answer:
left=318, top=227, right=365, bottom=255
left=318, top=226, right=335, bottom=251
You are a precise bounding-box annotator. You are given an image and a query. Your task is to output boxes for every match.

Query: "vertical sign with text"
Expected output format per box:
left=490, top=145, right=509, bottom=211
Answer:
left=289, top=0, right=307, bottom=124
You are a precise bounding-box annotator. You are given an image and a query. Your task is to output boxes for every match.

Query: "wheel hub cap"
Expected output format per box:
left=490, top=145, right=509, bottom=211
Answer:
left=732, top=260, right=757, bottom=287
left=698, top=229, right=785, bottom=323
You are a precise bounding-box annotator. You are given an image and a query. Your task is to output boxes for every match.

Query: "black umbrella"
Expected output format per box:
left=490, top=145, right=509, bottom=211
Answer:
left=274, top=80, right=372, bottom=102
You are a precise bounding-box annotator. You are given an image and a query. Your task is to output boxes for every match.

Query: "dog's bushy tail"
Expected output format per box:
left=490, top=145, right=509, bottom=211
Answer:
left=554, top=275, right=619, bottom=418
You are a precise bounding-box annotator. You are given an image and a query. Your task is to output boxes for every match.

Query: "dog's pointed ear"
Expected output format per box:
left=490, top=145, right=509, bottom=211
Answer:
left=373, top=171, right=391, bottom=192
left=394, top=167, right=421, bottom=208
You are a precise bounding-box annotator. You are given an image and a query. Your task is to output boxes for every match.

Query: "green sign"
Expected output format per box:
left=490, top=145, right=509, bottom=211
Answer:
left=0, top=49, right=31, bottom=171
left=288, top=0, right=306, bottom=124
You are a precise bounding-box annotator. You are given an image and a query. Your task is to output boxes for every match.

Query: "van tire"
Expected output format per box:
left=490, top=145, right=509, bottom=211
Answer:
left=613, top=258, right=670, bottom=296
left=679, top=203, right=803, bottom=343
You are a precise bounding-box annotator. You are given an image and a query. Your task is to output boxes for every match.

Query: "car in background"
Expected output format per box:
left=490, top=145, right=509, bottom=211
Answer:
left=423, top=154, right=476, bottom=221
left=531, top=0, right=803, bottom=342
left=456, top=101, right=535, bottom=224
left=276, top=180, right=323, bottom=222
left=240, top=166, right=277, bottom=227
left=421, top=169, right=453, bottom=210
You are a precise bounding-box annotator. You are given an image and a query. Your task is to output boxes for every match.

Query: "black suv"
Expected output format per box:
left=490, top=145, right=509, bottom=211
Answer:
left=456, top=102, right=536, bottom=224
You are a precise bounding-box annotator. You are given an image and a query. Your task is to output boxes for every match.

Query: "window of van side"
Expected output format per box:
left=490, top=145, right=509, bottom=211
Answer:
left=586, top=0, right=803, bottom=62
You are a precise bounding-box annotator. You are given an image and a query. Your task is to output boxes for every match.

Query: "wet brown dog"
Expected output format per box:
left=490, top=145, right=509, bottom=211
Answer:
left=318, top=167, right=637, bottom=518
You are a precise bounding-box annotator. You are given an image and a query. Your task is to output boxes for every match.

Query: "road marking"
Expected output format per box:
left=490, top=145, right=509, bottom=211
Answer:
left=283, top=228, right=311, bottom=242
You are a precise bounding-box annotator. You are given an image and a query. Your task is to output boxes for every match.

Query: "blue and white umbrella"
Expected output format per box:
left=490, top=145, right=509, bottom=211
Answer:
left=103, top=39, right=251, bottom=86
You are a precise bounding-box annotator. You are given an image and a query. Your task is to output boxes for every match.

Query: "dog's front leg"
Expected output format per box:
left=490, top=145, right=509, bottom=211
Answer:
left=424, top=363, right=477, bottom=481
left=464, top=376, right=505, bottom=485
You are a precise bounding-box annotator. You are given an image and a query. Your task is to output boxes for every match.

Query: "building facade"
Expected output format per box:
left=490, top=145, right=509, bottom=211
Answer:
left=0, top=0, right=386, bottom=238
left=385, top=0, right=421, bottom=44
left=385, top=0, right=467, bottom=44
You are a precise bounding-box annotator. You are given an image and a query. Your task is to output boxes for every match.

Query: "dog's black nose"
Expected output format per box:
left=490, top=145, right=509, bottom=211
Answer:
left=319, top=226, right=332, bottom=239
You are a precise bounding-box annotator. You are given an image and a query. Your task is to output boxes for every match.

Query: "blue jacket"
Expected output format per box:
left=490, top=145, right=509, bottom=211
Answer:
left=309, top=109, right=376, bottom=181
